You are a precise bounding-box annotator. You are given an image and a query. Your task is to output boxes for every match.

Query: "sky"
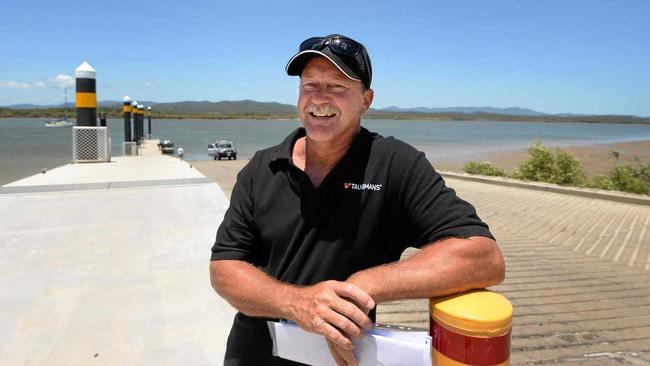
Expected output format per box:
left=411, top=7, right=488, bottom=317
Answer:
left=1, top=0, right=649, bottom=116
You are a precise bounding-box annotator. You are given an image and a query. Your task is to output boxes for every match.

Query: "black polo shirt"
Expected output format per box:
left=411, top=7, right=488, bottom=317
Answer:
left=211, top=127, right=493, bottom=365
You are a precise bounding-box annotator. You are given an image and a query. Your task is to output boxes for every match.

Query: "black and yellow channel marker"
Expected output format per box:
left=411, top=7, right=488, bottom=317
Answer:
left=123, top=96, right=132, bottom=142
left=75, top=62, right=96, bottom=126
left=131, top=100, right=139, bottom=142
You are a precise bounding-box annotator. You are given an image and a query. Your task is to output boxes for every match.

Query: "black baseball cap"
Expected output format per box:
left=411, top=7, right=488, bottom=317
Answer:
left=286, top=34, right=372, bottom=89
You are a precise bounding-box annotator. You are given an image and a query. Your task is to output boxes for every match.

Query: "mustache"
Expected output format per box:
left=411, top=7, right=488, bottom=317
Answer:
left=306, top=104, right=338, bottom=116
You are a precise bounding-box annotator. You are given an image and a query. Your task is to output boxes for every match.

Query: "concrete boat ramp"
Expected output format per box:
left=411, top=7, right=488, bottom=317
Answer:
left=0, top=150, right=236, bottom=364
left=3, top=142, right=650, bottom=365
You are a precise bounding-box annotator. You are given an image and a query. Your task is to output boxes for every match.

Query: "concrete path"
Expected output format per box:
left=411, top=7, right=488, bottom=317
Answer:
left=139, top=138, right=162, bottom=156
left=8, top=152, right=648, bottom=365
left=190, top=160, right=249, bottom=199
left=0, top=154, right=236, bottom=365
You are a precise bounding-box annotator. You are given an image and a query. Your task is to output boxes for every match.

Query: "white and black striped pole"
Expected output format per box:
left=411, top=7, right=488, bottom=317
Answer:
left=147, top=106, right=152, bottom=138
left=137, top=104, right=144, bottom=141
left=75, top=62, right=96, bottom=126
left=131, top=100, right=138, bottom=143
left=123, top=96, right=132, bottom=142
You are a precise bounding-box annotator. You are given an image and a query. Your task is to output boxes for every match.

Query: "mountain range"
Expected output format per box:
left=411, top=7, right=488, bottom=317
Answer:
left=5, top=100, right=554, bottom=116
left=6, top=101, right=157, bottom=109
left=4, top=99, right=648, bottom=123
left=381, top=105, right=549, bottom=116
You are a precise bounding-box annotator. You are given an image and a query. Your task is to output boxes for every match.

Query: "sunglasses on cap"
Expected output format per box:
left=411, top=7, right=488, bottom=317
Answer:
left=287, top=34, right=372, bottom=89
left=299, top=36, right=363, bottom=58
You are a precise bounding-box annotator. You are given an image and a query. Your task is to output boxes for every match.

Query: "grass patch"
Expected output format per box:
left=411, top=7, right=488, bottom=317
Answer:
left=462, top=161, right=507, bottom=177
left=511, top=142, right=586, bottom=186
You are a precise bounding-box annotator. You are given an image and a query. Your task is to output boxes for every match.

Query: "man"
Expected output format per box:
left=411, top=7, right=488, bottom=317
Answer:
left=210, top=34, right=505, bottom=366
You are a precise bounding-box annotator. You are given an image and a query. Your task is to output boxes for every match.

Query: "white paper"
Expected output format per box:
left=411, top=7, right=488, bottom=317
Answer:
left=267, top=321, right=431, bottom=366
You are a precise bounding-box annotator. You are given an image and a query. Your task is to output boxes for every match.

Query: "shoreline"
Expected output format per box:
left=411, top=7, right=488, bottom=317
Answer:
left=3, top=138, right=649, bottom=189
left=433, top=139, right=650, bottom=177
left=190, top=139, right=650, bottom=200
left=3, top=116, right=650, bottom=124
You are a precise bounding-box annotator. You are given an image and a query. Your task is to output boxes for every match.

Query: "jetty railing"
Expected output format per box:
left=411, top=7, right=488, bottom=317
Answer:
left=72, top=126, right=111, bottom=163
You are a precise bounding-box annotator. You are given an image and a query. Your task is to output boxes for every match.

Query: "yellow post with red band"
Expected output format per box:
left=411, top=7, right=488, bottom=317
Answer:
left=430, top=290, right=512, bottom=366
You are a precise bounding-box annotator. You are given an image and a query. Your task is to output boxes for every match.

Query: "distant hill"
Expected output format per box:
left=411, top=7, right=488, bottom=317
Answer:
left=152, top=100, right=296, bottom=115
left=3, top=100, right=648, bottom=123
left=4, top=99, right=296, bottom=117
left=8, top=100, right=544, bottom=116
left=6, top=100, right=157, bottom=109
left=6, top=103, right=52, bottom=109
left=381, top=106, right=547, bottom=116
left=97, top=100, right=157, bottom=108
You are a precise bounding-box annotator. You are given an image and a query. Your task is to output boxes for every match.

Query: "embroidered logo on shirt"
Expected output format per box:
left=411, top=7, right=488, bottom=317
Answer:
left=343, top=182, right=383, bottom=191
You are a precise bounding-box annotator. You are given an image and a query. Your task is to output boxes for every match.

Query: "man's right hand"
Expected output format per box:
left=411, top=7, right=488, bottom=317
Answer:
left=288, top=280, right=375, bottom=351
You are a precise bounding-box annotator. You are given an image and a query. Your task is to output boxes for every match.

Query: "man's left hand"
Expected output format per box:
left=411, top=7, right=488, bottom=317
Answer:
left=327, top=338, right=358, bottom=366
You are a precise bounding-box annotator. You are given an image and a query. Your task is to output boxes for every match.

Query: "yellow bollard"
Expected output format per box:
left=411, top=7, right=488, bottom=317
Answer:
left=430, top=290, right=512, bottom=366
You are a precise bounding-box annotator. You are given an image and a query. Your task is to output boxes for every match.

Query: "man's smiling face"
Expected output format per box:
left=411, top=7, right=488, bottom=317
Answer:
left=298, top=57, right=373, bottom=143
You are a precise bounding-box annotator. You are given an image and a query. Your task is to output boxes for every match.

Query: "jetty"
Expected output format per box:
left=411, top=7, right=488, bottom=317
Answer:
left=2, top=138, right=650, bottom=364
left=0, top=140, right=236, bottom=364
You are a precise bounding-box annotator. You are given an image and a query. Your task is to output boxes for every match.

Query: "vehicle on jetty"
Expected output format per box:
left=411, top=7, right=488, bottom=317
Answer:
left=160, top=140, right=175, bottom=154
left=208, top=140, right=237, bottom=160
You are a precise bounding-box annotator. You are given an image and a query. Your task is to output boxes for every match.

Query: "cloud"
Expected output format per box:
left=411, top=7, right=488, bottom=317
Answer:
left=144, top=79, right=161, bottom=88
left=50, top=74, right=75, bottom=88
left=0, top=74, right=76, bottom=91
left=0, top=80, right=48, bottom=90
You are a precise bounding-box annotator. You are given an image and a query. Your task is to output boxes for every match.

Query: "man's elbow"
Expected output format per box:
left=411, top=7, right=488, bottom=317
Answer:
left=210, top=259, right=253, bottom=301
left=483, top=238, right=506, bottom=287
left=461, top=236, right=505, bottom=288
left=491, top=252, right=506, bottom=286
left=209, top=260, right=227, bottom=295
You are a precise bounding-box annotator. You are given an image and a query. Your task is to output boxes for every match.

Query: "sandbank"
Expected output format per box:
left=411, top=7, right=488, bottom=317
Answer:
left=433, top=139, right=650, bottom=176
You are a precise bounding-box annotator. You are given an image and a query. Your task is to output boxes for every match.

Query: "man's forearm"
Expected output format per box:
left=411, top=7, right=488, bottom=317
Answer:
left=210, top=260, right=296, bottom=319
left=346, top=236, right=505, bottom=304
left=210, top=259, right=376, bottom=351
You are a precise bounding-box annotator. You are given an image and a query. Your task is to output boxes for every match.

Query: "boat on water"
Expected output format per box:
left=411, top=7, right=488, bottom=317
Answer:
left=45, top=119, right=74, bottom=127
left=45, top=88, right=73, bottom=127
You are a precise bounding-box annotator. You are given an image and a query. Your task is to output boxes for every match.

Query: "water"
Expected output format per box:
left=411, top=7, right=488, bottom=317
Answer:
left=2, top=118, right=650, bottom=185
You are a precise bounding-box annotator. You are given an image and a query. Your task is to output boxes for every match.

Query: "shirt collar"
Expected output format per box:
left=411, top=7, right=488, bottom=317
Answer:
left=269, top=127, right=306, bottom=161
left=269, top=126, right=373, bottom=163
